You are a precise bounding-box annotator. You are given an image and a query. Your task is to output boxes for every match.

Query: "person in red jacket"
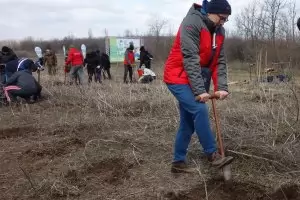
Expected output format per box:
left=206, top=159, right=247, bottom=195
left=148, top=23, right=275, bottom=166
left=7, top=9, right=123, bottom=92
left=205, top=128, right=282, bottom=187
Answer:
left=123, top=43, right=135, bottom=83
left=65, top=45, right=84, bottom=85
left=164, top=0, right=234, bottom=173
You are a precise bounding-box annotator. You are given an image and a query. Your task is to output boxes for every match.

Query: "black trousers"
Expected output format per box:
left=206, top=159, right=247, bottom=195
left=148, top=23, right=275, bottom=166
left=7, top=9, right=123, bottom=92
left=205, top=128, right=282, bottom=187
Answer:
left=103, top=68, right=112, bottom=80
left=7, top=88, right=40, bottom=102
left=124, top=65, right=133, bottom=83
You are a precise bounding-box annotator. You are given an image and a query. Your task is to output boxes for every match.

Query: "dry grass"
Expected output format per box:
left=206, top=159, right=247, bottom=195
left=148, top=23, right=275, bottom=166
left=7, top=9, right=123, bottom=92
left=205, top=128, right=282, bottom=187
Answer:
left=0, top=61, right=300, bottom=199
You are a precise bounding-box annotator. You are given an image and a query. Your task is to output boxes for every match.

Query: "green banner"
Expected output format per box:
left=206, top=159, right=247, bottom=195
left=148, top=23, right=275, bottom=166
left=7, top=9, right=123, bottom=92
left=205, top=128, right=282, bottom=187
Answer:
left=109, top=37, right=141, bottom=63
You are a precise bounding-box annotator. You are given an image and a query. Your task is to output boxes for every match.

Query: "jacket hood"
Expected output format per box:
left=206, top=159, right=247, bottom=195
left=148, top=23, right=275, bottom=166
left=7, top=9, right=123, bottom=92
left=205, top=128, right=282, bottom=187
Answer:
left=188, top=3, right=216, bottom=31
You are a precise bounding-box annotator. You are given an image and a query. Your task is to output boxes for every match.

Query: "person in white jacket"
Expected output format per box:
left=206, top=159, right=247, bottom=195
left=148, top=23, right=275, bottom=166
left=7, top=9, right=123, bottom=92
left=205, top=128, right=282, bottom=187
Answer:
left=138, top=65, right=156, bottom=84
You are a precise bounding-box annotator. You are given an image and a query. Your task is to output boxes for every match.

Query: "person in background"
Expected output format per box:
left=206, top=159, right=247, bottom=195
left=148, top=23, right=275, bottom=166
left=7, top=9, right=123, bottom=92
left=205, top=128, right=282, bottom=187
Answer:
left=43, top=49, right=57, bottom=75
left=123, top=43, right=135, bottom=83
left=99, top=51, right=112, bottom=80
left=139, top=46, right=153, bottom=69
left=65, top=45, right=84, bottom=85
left=94, top=50, right=103, bottom=83
left=138, top=65, right=156, bottom=84
left=1, top=46, right=18, bottom=64
left=0, top=63, right=5, bottom=85
left=163, top=0, right=234, bottom=173
left=3, top=63, right=42, bottom=103
left=297, top=17, right=300, bottom=31
left=84, top=51, right=100, bottom=83
left=5, top=57, right=44, bottom=80
left=0, top=46, right=18, bottom=84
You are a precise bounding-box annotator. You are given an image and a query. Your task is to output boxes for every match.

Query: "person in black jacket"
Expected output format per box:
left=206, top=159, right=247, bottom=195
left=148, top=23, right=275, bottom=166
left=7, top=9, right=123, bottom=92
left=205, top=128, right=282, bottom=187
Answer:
left=3, top=67, right=42, bottom=103
left=297, top=17, right=300, bottom=31
left=139, top=46, right=153, bottom=69
left=84, top=51, right=101, bottom=83
left=1, top=46, right=18, bottom=64
left=99, top=51, right=112, bottom=80
left=0, top=46, right=18, bottom=84
left=4, top=58, right=44, bottom=81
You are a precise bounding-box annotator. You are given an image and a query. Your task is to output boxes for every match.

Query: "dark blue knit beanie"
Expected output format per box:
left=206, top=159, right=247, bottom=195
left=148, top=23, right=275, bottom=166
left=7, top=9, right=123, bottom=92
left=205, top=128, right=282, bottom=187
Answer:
left=207, top=0, right=232, bottom=15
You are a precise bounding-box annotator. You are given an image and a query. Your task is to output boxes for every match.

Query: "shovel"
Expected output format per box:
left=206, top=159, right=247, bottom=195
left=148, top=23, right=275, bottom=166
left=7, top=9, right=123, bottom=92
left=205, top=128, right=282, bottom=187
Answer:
left=210, top=94, right=232, bottom=181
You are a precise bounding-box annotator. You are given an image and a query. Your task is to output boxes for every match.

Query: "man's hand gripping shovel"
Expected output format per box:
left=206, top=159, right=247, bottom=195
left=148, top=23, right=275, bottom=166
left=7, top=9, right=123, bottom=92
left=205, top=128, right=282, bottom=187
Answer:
left=210, top=93, right=233, bottom=181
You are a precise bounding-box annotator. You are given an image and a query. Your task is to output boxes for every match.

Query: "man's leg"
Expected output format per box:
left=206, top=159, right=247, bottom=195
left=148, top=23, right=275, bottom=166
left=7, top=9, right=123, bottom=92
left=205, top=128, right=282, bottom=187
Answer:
left=77, top=66, right=84, bottom=85
left=99, top=67, right=103, bottom=83
left=69, top=66, right=77, bottom=84
left=3, top=85, right=21, bottom=102
left=145, top=61, right=150, bottom=69
left=107, top=68, right=112, bottom=80
left=102, top=68, right=106, bottom=80
left=53, top=66, right=57, bottom=75
left=167, top=84, right=216, bottom=156
left=87, top=67, right=93, bottom=83
left=124, top=65, right=128, bottom=83
left=32, top=84, right=42, bottom=102
left=173, top=103, right=195, bottom=162
left=13, top=89, right=33, bottom=102
left=167, top=84, right=233, bottom=168
left=47, top=65, right=52, bottom=75
left=128, top=67, right=133, bottom=82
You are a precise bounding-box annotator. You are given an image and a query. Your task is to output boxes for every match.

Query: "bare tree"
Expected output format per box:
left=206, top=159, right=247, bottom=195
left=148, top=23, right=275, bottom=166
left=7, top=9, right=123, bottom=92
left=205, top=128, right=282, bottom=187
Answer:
left=147, top=16, right=169, bottom=57
left=124, top=29, right=133, bottom=37
left=288, top=0, right=297, bottom=42
left=263, top=0, right=287, bottom=46
left=148, top=17, right=168, bottom=37
left=278, top=12, right=291, bottom=42
left=235, top=0, right=260, bottom=47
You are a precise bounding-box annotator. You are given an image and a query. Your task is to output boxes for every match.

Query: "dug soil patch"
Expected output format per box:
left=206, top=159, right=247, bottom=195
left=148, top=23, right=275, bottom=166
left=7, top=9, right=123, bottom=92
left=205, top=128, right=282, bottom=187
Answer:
left=165, top=180, right=300, bottom=200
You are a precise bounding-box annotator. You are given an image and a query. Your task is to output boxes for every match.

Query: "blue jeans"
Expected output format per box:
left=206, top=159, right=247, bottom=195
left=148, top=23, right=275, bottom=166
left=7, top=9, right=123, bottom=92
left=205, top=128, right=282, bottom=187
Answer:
left=167, top=84, right=216, bottom=162
left=69, top=65, right=84, bottom=84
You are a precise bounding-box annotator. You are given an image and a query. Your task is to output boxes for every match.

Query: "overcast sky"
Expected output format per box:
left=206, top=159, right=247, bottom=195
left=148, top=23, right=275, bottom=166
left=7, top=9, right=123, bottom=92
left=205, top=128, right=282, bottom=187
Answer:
left=0, top=0, right=281, bottom=40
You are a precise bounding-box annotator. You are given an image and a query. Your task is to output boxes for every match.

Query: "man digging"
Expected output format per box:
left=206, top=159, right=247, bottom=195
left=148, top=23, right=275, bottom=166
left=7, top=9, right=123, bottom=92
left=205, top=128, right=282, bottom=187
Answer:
left=164, top=0, right=234, bottom=173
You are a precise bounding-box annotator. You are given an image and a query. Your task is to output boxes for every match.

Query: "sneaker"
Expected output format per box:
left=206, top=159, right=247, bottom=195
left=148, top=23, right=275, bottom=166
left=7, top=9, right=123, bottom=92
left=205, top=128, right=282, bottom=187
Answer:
left=171, top=161, right=195, bottom=173
left=208, top=152, right=234, bottom=168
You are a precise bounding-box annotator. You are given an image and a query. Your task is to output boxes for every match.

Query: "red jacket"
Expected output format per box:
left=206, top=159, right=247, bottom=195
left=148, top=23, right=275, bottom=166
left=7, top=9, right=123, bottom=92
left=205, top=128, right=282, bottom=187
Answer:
left=124, top=49, right=135, bottom=65
left=65, top=48, right=84, bottom=66
left=163, top=4, right=228, bottom=95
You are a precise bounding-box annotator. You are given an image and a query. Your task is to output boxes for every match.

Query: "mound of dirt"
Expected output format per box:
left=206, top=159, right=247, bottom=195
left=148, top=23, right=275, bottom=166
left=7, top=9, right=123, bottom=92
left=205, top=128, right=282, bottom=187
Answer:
left=62, top=157, right=132, bottom=191
left=84, top=157, right=131, bottom=185
left=23, top=137, right=85, bottom=159
left=165, top=180, right=300, bottom=200
left=0, top=126, right=37, bottom=139
left=270, top=184, right=300, bottom=200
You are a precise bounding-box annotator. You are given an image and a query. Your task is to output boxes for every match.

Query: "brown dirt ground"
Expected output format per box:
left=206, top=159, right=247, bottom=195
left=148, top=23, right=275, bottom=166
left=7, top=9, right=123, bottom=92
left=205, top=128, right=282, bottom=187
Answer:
left=1, top=64, right=300, bottom=199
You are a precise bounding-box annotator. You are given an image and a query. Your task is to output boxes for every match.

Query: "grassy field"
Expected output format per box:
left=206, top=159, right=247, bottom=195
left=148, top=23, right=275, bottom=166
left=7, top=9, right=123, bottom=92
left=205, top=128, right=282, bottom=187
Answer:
left=0, top=58, right=300, bottom=199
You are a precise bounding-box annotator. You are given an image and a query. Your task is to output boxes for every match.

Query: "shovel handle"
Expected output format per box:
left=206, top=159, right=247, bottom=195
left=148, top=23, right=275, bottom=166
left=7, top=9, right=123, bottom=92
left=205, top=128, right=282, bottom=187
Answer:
left=195, top=93, right=220, bottom=101
left=211, top=98, right=225, bottom=157
left=209, top=93, right=220, bottom=99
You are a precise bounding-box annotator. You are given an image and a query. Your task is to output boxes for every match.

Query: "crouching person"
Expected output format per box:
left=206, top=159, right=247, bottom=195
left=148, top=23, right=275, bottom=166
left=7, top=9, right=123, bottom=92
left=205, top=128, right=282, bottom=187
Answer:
left=3, top=67, right=42, bottom=104
left=138, top=66, right=156, bottom=84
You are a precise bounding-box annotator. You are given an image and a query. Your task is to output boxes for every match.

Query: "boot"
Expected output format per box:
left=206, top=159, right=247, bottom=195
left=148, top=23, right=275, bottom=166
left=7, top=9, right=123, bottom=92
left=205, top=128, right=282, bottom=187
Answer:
left=208, top=152, right=234, bottom=168
left=171, top=161, right=195, bottom=173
